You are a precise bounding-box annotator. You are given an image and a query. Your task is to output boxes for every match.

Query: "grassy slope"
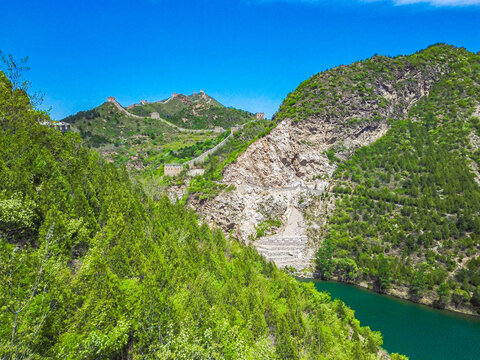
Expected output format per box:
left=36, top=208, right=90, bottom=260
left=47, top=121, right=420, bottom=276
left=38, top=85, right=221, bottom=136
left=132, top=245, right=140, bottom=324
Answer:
left=278, top=44, right=480, bottom=313
left=202, top=120, right=277, bottom=178
left=0, top=72, right=406, bottom=359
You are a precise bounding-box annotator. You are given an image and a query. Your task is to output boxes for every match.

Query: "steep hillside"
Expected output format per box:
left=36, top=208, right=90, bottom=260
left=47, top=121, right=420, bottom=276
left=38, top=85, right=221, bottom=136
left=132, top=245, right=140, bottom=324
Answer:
left=191, top=44, right=480, bottom=314
left=127, top=91, right=254, bottom=129
left=0, top=72, right=405, bottom=359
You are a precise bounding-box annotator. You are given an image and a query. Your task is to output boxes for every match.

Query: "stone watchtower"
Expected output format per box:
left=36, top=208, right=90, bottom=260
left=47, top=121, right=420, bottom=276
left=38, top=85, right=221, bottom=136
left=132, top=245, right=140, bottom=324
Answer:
left=255, top=112, right=265, bottom=120
left=164, top=164, right=183, bottom=176
left=107, top=97, right=116, bottom=103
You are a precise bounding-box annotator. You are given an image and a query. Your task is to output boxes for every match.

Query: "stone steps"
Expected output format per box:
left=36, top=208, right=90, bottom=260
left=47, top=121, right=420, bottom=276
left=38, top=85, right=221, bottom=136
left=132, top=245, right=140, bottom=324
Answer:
left=255, top=238, right=308, bottom=244
left=258, top=253, right=304, bottom=260
left=253, top=235, right=313, bottom=270
left=256, top=242, right=306, bottom=248
left=256, top=242, right=308, bottom=247
left=274, top=260, right=312, bottom=266
left=256, top=249, right=307, bottom=256
left=259, top=236, right=309, bottom=241
left=270, top=260, right=312, bottom=270
left=260, top=255, right=311, bottom=263
left=256, top=246, right=303, bottom=252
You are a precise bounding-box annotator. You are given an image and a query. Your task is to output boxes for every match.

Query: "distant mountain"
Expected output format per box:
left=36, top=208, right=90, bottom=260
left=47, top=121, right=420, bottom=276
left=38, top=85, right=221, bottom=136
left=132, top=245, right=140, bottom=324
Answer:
left=61, top=92, right=257, bottom=171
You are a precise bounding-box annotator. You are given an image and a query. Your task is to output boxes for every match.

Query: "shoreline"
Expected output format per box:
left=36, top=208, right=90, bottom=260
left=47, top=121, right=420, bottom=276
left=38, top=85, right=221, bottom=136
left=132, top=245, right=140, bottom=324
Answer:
left=296, top=272, right=480, bottom=318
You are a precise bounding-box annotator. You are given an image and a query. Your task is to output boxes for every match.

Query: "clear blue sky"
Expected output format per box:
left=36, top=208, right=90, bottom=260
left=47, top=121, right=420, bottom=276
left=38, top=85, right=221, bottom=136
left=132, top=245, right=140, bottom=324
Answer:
left=1, top=0, right=479, bottom=119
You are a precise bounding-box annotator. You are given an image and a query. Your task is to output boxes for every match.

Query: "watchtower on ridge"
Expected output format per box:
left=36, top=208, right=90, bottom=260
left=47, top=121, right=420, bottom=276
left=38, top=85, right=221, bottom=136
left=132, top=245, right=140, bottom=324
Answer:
left=255, top=112, right=265, bottom=120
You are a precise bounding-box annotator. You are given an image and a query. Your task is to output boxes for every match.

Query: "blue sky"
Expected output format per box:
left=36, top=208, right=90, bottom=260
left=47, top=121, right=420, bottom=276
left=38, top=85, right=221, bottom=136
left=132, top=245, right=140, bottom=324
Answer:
left=1, top=0, right=479, bottom=119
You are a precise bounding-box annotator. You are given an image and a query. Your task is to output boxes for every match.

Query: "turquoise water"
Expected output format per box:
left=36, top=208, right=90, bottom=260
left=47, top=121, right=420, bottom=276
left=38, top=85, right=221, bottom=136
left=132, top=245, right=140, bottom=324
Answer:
left=306, top=280, right=480, bottom=360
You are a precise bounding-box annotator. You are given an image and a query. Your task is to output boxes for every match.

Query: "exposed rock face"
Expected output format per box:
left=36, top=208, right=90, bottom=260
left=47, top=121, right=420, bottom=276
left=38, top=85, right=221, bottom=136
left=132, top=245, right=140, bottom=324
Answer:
left=223, top=118, right=390, bottom=188
left=223, top=119, right=334, bottom=188
left=191, top=116, right=389, bottom=269
left=468, top=105, right=480, bottom=185
left=190, top=53, right=449, bottom=270
left=254, top=206, right=312, bottom=270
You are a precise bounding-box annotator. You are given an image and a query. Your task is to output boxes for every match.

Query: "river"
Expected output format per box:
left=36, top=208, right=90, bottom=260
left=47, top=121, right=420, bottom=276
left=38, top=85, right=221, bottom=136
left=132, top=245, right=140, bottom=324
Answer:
left=304, top=280, right=480, bottom=360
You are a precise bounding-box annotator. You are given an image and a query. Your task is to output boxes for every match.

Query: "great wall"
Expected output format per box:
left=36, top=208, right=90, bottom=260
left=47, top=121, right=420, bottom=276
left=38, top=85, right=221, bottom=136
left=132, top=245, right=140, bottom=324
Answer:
left=163, top=128, right=239, bottom=177
left=107, top=96, right=217, bottom=134
left=106, top=96, right=262, bottom=175
left=185, top=126, right=240, bottom=167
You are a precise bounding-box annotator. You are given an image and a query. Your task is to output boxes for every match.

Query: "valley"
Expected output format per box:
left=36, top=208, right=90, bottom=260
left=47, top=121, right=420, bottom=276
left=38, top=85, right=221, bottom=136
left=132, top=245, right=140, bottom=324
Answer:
left=3, top=0, right=480, bottom=357
left=0, top=69, right=401, bottom=359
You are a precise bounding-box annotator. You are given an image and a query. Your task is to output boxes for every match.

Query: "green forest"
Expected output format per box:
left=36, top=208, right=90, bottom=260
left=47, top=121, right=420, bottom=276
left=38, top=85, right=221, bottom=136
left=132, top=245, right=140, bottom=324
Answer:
left=0, top=70, right=405, bottom=359
left=6, top=42, right=480, bottom=359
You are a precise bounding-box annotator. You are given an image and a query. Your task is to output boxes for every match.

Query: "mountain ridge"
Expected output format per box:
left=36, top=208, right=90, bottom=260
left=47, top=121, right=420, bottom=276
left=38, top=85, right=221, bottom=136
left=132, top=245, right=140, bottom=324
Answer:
left=60, top=91, right=260, bottom=171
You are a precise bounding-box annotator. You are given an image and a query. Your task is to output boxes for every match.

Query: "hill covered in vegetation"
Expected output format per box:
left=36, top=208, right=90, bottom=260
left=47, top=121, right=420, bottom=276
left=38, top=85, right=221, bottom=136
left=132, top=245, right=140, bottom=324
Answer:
left=63, top=101, right=216, bottom=170
left=61, top=93, right=258, bottom=172
left=0, top=72, right=405, bottom=358
left=274, top=44, right=480, bottom=314
left=127, top=91, right=254, bottom=129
